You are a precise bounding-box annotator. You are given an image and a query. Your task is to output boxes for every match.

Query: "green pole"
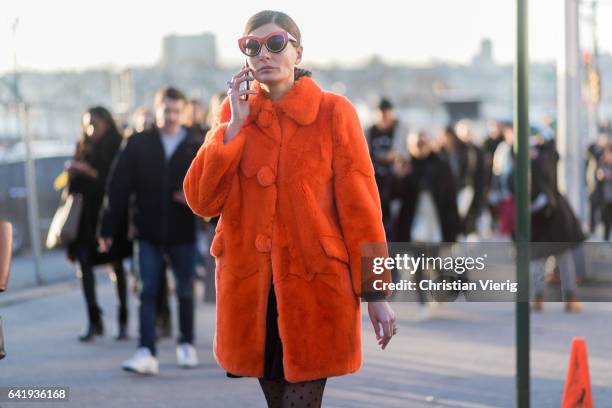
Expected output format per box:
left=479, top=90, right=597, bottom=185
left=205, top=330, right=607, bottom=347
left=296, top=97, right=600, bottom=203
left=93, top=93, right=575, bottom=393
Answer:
left=515, top=0, right=530, bottom=407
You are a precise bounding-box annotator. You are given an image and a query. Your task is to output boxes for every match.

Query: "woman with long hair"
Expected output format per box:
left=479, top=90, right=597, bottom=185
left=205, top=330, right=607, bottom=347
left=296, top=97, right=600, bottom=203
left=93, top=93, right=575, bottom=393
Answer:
left=67, top=106, right=131, bottom=341
left=184, top=10, right=396, bottom=407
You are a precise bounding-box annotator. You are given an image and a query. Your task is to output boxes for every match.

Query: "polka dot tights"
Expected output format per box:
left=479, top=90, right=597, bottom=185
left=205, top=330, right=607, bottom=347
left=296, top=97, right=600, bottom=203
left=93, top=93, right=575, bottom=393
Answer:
left=258, top=378, right=327, bottom=408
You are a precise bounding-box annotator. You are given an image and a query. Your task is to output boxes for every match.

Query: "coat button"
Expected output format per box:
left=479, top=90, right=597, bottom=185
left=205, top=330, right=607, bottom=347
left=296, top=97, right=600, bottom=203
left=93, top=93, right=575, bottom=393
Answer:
left=257, top=110, right=274, bottom=128
left=255, top=233, right=272, bottom=253
left=257, top=166, right=276, bottom=187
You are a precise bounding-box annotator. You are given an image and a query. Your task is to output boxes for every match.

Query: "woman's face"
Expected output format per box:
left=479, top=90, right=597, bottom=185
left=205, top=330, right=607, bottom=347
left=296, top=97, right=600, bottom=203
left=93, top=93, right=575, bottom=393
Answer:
left=246, top=23, right=303, bottom=86
left=82, top=113, right=107, bottom=142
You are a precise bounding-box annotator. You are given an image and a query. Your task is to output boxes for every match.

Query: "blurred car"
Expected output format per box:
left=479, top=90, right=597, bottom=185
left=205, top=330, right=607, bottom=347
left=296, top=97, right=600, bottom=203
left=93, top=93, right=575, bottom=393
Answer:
left=0, top=141, right=74, bottom=254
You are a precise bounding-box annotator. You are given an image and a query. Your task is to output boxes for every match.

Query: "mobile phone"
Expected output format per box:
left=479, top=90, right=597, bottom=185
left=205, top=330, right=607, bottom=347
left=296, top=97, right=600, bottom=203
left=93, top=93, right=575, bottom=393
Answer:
left=240, top=59, right=250, bottom=101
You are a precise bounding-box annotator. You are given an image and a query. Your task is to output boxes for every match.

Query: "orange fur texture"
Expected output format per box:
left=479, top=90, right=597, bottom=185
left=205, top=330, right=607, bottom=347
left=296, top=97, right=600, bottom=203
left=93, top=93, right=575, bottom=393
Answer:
left=184, top=76, right=388, bottom=383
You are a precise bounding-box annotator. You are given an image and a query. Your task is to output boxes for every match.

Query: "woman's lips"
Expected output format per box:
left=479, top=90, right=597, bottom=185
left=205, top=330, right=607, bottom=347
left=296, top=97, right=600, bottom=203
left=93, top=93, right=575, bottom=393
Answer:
left=258, top=67, right=277, bottom=72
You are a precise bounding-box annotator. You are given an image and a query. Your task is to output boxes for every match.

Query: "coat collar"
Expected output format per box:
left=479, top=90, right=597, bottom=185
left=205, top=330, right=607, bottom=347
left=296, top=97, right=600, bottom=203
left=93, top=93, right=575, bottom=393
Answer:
left=217, top=76, right=323, bottom=127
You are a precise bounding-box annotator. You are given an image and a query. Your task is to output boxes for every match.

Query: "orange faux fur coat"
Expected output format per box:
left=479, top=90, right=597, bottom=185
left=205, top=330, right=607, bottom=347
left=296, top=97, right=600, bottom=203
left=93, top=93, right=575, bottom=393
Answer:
left=184, top=76, right=388, bottom=383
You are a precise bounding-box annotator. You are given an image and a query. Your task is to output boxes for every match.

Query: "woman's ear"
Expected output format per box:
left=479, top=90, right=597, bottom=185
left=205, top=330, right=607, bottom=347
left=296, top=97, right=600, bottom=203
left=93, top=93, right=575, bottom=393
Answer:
left=294, top=46, right=303, bottom=65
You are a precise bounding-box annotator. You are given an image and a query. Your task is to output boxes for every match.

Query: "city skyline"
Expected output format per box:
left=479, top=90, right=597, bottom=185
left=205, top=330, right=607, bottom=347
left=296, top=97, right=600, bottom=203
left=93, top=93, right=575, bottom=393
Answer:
left=2, top=0, right=612, bottom=74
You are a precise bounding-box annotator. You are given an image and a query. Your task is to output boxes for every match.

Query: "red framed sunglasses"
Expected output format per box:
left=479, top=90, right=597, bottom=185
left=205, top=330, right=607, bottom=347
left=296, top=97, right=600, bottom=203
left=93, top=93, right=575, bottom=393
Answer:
left=238, top=31, right=299, bottom=57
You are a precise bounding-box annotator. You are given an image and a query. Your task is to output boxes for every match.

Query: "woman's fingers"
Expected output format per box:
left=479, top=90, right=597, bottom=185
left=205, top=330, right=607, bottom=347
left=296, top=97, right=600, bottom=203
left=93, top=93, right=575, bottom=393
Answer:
left=380, top=316, right=397, bottom=349
left=229, top=68, right=255, bottom=89
left=236, top=90, right=258, bottom=96
left=370, top=313, right=381, bottom=340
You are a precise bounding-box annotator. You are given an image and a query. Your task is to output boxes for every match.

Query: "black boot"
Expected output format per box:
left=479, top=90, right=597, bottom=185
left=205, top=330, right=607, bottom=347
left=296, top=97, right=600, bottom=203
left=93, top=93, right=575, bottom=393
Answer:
left=79, top=307, right=104, bottom=342
left=79, top=319, right=104, bottom=342
left=115, top=306, right=129, bottom=341
left=114, top=325, right=129, bottom=341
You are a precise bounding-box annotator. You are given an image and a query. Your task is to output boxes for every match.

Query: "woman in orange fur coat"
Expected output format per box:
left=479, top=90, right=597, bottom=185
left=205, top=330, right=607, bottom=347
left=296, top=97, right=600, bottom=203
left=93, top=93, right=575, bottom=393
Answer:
left=184, top=10, right=396, bottom=407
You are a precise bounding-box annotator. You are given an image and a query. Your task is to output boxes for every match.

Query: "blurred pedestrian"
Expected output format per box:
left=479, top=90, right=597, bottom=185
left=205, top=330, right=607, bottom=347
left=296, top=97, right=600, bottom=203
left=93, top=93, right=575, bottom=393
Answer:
left=125, top=106, right=174, bottom=339
left=489, top=123, right=516, bottom=237
left=183, top=98, right=210, bottom=139
left=66, top=107, right=131, bottom=341
left=586, top=133, right=609, bottom=234
left=205, top=91, right=228, bottom=131
left=366, top=98, right=405, bottom=236
left=596, top=143, right=612, bottom=241
left=391, top=131, right=460, bottom=318
left=438, top=121, right=485, bottom=238
left=184, top=10, right=395, bottom=408
left=100, top=86, right=203, bottom=374
left=125, top=106, right=155, bottom=138
left=530, top=135, right=585, bottom=312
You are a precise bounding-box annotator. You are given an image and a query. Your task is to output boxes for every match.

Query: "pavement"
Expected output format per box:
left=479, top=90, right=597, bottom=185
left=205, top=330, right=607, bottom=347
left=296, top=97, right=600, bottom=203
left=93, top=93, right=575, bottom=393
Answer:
left=0, top=253, right=611, bottom=407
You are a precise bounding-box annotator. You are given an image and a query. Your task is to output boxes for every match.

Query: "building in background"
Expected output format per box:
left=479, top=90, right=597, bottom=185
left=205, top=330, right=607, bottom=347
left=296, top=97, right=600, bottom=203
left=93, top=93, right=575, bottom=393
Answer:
left=160, top=33, right=217, bottom=69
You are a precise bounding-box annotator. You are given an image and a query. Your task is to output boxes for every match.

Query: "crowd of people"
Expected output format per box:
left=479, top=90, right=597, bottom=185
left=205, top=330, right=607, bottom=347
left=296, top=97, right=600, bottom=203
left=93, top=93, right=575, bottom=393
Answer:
left=61, top=82, right=612, bottom=346
left=61, top=86, right=612, bottom=356
left=367, top=98, right=612, bottom=315
left=62, top=86, right=221, bottom=373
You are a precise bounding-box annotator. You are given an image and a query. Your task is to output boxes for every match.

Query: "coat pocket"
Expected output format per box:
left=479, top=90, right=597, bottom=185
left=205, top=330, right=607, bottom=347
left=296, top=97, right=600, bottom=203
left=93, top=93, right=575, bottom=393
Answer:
left=319, top=235, right=349, bottom=264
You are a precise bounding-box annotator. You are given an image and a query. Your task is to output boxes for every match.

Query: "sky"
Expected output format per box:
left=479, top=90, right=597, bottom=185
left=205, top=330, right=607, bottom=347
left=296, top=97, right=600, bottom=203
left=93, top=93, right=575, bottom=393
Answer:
left=1, top=0, right=612, bottom=73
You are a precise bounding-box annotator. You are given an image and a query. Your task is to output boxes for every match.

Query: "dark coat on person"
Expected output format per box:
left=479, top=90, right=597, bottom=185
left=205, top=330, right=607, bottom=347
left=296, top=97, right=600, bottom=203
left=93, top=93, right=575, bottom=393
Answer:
left=530, top=141, right=585, bottom=259
left=391, top=152, right=461, bottom=242
left=99, top=126, right=202, bottom=246
left=439, top=141, right=486, bottom=235
left=67, top=133, right=131, bottom=263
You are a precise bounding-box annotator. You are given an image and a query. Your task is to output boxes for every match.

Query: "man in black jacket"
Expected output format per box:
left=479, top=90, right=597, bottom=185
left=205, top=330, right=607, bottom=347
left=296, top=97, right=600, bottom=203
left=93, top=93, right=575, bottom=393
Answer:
left=99, top=86, right=203, bottom=375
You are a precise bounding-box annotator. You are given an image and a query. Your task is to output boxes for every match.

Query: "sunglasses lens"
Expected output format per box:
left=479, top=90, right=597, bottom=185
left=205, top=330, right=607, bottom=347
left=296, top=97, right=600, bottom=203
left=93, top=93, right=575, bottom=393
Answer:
left=244, top=39, right=261, bottom=56
left=266, top=34, right=286, bottom=53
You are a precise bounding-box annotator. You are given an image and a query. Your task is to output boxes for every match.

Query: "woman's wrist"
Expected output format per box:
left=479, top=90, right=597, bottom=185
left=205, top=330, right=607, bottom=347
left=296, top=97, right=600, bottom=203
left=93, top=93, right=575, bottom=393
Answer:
left=225, top=120, right=244, bottom=143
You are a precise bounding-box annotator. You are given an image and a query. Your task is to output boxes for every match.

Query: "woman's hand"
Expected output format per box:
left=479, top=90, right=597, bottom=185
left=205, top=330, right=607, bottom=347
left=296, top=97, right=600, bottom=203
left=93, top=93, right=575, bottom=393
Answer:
left=368, top=301, right=397, bottom=350
left=225, top=66, right=257, bottom=143
left=66, top=160, right=98, bottom=179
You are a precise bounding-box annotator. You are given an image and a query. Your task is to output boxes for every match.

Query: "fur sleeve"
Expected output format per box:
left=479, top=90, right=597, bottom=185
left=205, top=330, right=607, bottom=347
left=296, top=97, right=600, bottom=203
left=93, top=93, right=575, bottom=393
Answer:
left=183, top=98, right=246, bottom=218
left=331, top=96, right=392, bottom=299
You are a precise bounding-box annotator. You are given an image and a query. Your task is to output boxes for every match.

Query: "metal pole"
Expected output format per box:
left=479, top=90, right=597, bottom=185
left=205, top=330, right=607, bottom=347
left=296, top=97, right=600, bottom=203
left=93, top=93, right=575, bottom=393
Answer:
left=557, top=0, right=584, bottom=219
left=20, top=103, right=43, bottom=285
left=12, top=18, right=43, bottom=284
left=515, top=0, right=530, bottom=407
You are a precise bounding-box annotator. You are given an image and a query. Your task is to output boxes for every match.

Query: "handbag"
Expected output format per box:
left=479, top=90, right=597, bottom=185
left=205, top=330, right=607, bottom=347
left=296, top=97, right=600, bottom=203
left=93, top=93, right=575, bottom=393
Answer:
left=0, top=316, right=6, bottom=360
left=46, top=190, right=83, bottom=249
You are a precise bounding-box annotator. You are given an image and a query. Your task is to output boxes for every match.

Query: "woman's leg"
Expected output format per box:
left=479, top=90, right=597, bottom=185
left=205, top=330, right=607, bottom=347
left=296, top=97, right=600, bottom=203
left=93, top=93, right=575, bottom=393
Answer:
left=258, top=378, right=328, bottom=408
left=77, top=247, right=103, bottom=340
left=156, top=261, right=172, bottom=338
left=529, top=257, right=546, bottom=311
left=282, top=378, right=328, bottom=408
left=258, top=378, right=284, bottom=408
left=558, top=250, right=577, bottom=299
left=112, top=260, right=128, bottom=339
left=603, top=203, right=612, bottom=241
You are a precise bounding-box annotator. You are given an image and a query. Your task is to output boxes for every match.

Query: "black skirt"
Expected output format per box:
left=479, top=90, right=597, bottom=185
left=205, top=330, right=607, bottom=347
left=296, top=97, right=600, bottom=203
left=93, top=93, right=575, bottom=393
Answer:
left=226, top=281, right=285, bottom=380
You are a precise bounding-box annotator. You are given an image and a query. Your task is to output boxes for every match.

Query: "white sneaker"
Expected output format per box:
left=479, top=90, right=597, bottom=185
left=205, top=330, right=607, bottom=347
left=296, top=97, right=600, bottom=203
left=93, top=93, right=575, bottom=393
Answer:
left=122, top=347, right=159, bottom=375
left=176, top=343, right=198, bottom=368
